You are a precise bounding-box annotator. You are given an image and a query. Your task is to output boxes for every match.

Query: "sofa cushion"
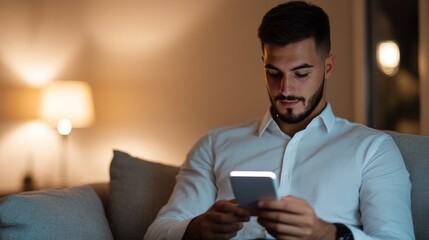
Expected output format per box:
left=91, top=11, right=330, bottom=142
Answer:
left=0, top=185, right=113, bottom=240
left=108, top=150, right=179, bottom=240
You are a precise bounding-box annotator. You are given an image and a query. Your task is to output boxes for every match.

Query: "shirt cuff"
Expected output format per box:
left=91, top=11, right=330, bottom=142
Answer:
left=347, top=224, right=373, bottom=240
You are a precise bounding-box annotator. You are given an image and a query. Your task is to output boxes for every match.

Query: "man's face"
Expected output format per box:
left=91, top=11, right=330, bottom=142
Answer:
left=262, top=38, right=334, bottom=124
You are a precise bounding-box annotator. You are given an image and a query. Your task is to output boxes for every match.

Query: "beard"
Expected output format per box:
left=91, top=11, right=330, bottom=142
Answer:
left=270, top=76, right=325, bottom=124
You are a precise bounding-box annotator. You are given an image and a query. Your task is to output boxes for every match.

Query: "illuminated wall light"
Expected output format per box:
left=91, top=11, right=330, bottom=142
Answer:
left=376, top=40, right=400, bottom=76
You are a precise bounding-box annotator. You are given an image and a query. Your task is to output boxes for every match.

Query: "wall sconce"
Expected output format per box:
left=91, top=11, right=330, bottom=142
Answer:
left=376, top=40, right=400, bottom=76
left=39, top=80, right=95, bottom=185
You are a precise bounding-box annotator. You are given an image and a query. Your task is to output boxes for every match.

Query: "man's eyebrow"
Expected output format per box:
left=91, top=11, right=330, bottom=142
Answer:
left=264, top=63, right=314, bottom=72
left=289, top=63, right=314, bottom=71
left=264, top=64, right=281, bottom=71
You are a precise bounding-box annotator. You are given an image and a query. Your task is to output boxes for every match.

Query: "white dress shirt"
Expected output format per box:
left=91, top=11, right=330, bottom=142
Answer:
left=145, top=104, right=414, bottom=240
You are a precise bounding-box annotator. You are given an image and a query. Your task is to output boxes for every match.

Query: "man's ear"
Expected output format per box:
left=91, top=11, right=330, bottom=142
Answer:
left=261, top=44, right=267, bottom=63
left=324, top=53, right=335, bottom=79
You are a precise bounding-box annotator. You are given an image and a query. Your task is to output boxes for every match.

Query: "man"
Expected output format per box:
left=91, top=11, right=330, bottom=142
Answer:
left=145, top=1, right=414, bottom=239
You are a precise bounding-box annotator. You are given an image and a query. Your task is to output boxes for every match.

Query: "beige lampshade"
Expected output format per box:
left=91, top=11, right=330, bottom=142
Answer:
left=39, top=81, right=95, bottom=132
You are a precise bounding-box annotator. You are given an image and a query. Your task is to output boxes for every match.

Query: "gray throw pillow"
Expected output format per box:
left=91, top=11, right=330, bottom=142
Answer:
left=108, top=150, right=179, bottom=240
left=0, top=185, right=113, bottom=240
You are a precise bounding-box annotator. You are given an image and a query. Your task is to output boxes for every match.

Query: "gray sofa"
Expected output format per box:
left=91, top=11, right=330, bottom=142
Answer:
left=0, top=131, right=428, bottom=240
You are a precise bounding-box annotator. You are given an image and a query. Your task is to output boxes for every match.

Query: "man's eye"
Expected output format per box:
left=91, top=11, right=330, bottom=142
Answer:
left=267, top=71, right=283, bottom=79
left=295, top=72, right=309, bottom=78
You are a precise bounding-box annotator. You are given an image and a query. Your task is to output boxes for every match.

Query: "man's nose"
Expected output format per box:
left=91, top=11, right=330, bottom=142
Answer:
left=279, top=74, right=295, bottom=95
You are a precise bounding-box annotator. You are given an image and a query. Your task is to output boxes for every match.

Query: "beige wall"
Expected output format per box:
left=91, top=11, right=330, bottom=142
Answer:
left=0, top=0, right=354, bottom=191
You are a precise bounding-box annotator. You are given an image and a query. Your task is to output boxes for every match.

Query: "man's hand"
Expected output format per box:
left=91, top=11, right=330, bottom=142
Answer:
left=256, top=196, right=336, bottom=240
left=183, top=199, right=251, bottom=240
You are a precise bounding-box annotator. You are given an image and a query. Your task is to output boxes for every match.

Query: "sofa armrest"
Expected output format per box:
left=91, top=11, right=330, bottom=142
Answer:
left=385, top=131, right=429, bottom=240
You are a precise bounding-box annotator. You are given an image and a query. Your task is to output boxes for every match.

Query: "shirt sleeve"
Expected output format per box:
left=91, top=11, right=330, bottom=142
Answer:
left=144, top=133, right=217, bottom=240
left=350, top=134, right=415, bottom=239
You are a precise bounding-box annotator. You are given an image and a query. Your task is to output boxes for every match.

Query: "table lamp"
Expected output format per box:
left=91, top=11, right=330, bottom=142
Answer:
left=39, top=80, right=95, bottom=185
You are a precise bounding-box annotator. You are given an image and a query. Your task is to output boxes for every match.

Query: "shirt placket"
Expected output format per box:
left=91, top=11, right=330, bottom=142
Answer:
left=278, top=131, right=303, bottom=196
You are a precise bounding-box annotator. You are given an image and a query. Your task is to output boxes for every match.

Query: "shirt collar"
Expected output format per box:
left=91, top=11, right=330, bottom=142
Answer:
left=257, top=103, right=336, bottom=137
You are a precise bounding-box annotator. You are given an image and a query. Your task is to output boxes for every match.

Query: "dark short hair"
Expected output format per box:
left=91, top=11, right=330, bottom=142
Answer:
left=258, top=1, right=331, bottom=57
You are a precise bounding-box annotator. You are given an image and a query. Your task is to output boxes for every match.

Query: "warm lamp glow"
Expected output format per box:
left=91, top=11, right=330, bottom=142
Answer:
left=0, top=1, right=83, bottom=87
left=377, top=41, right=400, bottom=76
left=40, top=81, right=95, bottom=134
left=57, top=119, right=72, bottom=135
left=0, top=27, right=83, bottom=87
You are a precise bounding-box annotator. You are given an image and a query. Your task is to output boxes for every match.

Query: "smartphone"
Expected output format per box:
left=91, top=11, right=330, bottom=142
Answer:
left=229, top=171, right=279, bottom=211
